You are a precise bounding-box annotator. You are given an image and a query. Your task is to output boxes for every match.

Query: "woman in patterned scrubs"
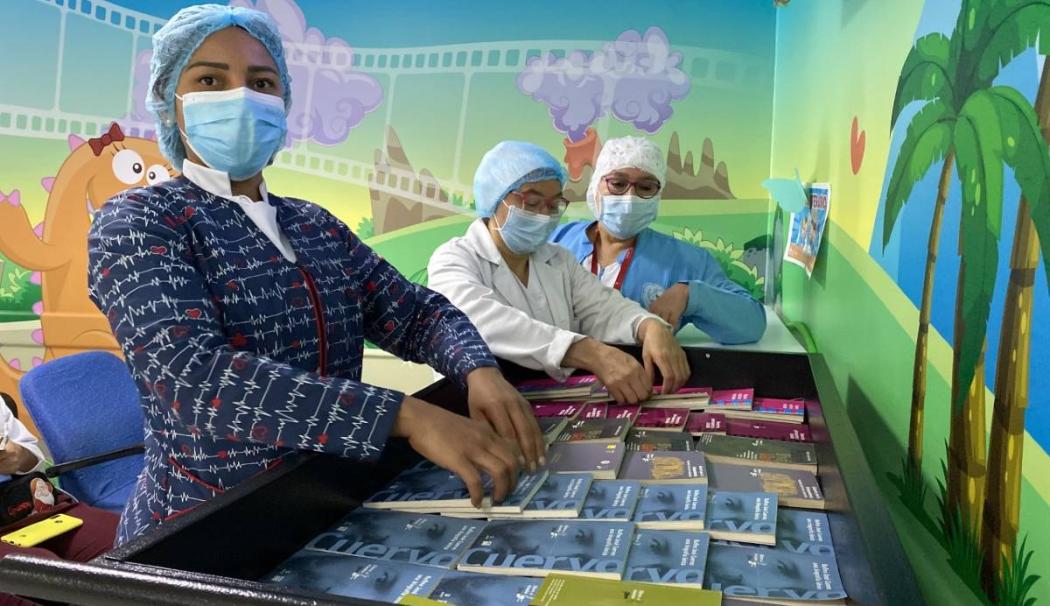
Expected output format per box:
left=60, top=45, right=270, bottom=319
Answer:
left=87, top=5, right=542, bottom=545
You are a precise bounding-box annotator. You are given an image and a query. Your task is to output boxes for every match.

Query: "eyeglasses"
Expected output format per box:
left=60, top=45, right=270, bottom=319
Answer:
left=603, top=175, right=662, bottom=199
left=506, top=191, right=570, bottom=216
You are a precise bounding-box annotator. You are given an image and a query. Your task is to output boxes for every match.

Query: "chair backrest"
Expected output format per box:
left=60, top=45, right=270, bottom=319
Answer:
left=19, top=351, right=144, bottom=506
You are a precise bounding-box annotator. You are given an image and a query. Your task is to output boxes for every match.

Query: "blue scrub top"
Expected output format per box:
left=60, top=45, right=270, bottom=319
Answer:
left=550, top=220, right=766, bottom=344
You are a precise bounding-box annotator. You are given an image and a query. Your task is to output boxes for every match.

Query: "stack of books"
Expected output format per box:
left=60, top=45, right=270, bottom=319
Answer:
left=262, top=381, right=847, bottom=605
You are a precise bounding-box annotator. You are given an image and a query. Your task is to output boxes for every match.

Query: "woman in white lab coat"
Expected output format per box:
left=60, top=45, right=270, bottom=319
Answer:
left=428, top=141, right=690, bottom=403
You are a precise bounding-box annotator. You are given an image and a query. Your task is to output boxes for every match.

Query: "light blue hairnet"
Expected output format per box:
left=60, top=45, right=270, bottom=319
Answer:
left=473, top=141, right=567, bottom=218
left=148, top=4, right=292, bottom=167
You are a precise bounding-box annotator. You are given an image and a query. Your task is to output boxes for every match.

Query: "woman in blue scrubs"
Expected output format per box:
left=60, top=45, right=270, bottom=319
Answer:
left=550, top=136, right=766, bottom=344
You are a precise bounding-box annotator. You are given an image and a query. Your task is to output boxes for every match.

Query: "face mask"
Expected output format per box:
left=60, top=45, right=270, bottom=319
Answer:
left=599, top=194, right=659, bottom=239
left=495, top=202, right=562, bottom=255
left=177, top=87, right=287, bottom=181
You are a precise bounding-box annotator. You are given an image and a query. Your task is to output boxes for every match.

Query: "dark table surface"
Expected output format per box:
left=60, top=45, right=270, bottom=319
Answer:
left=0, top=346, right=924, bottom=606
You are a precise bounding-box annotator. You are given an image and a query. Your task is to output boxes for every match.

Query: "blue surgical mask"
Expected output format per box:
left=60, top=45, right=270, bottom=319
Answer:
left=599, top=194, right=659, bottom=239
left=177, top=87, right=287, bottom=181
left=495, top=202, right=562, bottom=255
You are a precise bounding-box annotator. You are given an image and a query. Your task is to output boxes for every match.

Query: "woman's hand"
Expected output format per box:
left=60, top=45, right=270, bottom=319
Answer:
left=466, top=367, right=546, bottom=471
left=649, top=283, right=690, bottom=328
left=638, top=319, right=691, bottom=395
left=392, top=396, right=521, bottom=507
left=0, top=439, right=39, bottom=475
left=564, top=338, right=651, bottom=404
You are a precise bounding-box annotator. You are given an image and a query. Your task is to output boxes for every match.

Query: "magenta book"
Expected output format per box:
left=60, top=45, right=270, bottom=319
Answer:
left=686, top=412, right=727, bottom=435
left=650, top=386, right=713, bottom=399
left=633, top=408, right=688, bottom=431
left=727, top=419, right=812, bottom=442
left=708, top=388, right=754, bottom=411
left=752, top=397, right=806, bottom=420
left=531, top=402, right=584, bottom=418
left=608, top=405, right=640, bottom=422
left=579, top=402, right=608, bottom=419
left=516, top=374, right=598, bottom=392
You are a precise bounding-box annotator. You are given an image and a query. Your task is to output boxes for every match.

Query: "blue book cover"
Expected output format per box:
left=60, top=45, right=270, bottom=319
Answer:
left=704, top=543, right=847, bottom=603
left=365, top=461, right=547, bottom=514
left=705, top=491, right=778, bottom=546
left=580, top=480, right=641, bottom=521
left=264, top=550, right=442, bottom=603
left=717, top=509, right=834, bottom=558
left=303, top=509, right=484, bottom=569
left=430, top=571, right=542, bottom=606
left=497, top=472, right=592, bottom=519
left=625, top=529, right=710, bottom=587
left=633, top=484, right=708, bottom=530
left=458, top=520, right=635, bottom=580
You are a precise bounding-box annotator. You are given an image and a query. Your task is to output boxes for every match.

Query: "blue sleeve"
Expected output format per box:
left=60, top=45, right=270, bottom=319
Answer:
left=88, top=193, right=402, bottom=462
left=679, top=248, right=767, bottom=345
left=345, top=230, right=498, bottom=389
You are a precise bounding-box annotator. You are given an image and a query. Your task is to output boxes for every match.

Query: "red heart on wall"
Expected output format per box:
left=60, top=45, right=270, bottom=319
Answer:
left=850, top=116, right=866, bottom=174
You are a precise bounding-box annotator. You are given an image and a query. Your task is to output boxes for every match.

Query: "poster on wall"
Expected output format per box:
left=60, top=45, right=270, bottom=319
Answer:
left=785, top=183, right=830, bottom=278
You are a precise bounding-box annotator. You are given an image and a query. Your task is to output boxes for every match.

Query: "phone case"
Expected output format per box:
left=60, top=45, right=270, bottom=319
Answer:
left=1, top=513, right=83, bottom=548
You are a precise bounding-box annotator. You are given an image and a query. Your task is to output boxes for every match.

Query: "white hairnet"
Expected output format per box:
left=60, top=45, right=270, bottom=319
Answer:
left=586, top=136, right=667, bottom=215
left=473, top=141, right=567, bottom=218
left=148, top=4, right=292, bottom=167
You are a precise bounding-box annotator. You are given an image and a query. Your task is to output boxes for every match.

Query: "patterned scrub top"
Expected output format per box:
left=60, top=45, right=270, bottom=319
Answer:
left=87, top=176, right=497, bottom=544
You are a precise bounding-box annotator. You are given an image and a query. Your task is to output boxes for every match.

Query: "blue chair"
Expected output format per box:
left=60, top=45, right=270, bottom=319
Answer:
left=19, top=351, right=145, bottom=513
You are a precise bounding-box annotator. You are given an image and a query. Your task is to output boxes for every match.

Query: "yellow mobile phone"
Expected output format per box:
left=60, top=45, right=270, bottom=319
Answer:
left=1, top=513, right=83, bottom=548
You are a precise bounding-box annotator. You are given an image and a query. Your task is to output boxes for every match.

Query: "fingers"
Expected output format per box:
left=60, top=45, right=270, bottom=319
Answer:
left=474, top=445, right=517, bottom=504
left=450, top=459, right=486, bottom=508
left=507, top=398, right=545, bottom=470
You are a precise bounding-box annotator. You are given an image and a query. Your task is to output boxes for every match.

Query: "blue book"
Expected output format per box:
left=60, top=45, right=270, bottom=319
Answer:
left=303, top=509, right=484, bottom=569
left=705, top=491, right=778, bottom=546
left=625, top=529, right=710, bottom=588
left=493, top=473, right=593, bottom=519
left=430, top=571, right=542, bottom=606
left=264, top=550, right=442, bottom=603
left=717, top=509, right=834, bottom=558
left=704, top=543, right=847, bottom=603
left=633, top=484, right=708, bottom=530
left=579, top=480, right=641, bottom=521
left=458, top=520, right=635, bottom=580
left=365, top=461, right=547, bottom=514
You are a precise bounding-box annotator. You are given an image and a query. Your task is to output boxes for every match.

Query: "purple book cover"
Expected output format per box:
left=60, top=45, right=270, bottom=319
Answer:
left=531, top=402, right=584, bottom=418
left=708, top=388, right=755, bottom=411
left=727, top=419, right=812, bottom=442
left=634, top=408, right=688, bottom=431
left=619, top=451, right=707, bottom=483
left=545, top=442, right=625, bottom=476
left=516, top=374, right=598, bottom=392
left=752, top=397, right=806, bottom=420
left=608, top=405, right=640, bottom=421
left=579, top=402, right=608, bottom=419
left=687, top=412, right=727, bottom=435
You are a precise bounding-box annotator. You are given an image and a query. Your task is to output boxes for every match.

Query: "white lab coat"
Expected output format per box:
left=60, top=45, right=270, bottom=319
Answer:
left=428, top=219, right=662, bottom=380
left=0, top=403, right=47, bottom=482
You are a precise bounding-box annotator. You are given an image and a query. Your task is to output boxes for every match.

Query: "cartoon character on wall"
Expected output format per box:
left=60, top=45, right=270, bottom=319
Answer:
left=0, top=123, right=175, bottom=431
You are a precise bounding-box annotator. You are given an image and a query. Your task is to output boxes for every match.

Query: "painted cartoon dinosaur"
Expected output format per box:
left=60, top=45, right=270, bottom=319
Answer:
left=0, top=123, right=176, bottom=434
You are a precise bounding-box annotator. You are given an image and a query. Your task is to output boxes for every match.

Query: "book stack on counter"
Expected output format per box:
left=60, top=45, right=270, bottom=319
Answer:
left=263, top=381, right=845, bottom=605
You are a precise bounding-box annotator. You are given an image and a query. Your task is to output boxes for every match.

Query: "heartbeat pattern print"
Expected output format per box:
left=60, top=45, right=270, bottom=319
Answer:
left=87, top=176, right=497, bottom=544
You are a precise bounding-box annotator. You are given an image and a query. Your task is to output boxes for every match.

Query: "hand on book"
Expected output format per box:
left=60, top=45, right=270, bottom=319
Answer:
left=638, top=319, right=690, bottom=395
left=391, top=397, right=521, bottom=507
left=466, top=367, right=546, bottom=472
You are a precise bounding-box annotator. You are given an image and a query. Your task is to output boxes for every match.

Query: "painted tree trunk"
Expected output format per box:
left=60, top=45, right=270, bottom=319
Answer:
left=907, top=153, right=955, bottom=473
left=946, top=332, right=987, bottom=539
left=979, top=59, right=1050, bottom=597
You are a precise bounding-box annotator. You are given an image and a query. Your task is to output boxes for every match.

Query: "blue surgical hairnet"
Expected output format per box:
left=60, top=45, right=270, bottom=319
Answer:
left=148, top=4, right=292, bottom=167
left=473, top=141, right=567, bottom=218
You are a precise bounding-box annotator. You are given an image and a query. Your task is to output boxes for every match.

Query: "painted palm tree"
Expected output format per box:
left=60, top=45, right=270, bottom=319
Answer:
left=883, top=0, right=1050, bottom=543
left=973, top=1, right=1050, bottom=597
